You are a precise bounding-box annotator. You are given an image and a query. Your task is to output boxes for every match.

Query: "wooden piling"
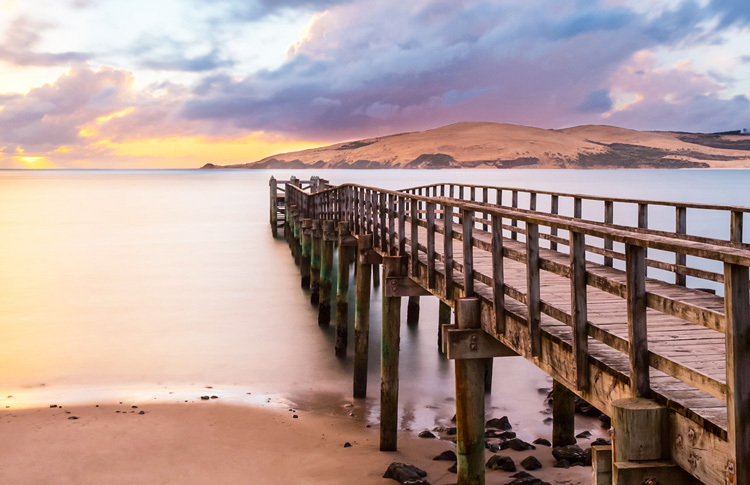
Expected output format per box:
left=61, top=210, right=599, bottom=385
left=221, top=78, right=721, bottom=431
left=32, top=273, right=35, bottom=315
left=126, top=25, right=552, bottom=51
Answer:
left=406, top=296, right=420, bottom=325
left=552, top=380, right=576, bottom=447
left=372, top=263, right=380, bottom=287
left=311, top=219, right=322, bottom=305
left=335, top=222, right=351, bottom=356
left=454, top=297, right=485, bottom=485
left=381, top=255, right=405, bottom=451
left=269, top=176, right=278, bottom=237
left=319, top=220, right=335, bottom=325
left=353, top=234, right=373, bottom=399
left=301, top=219, right=312, bottom=288
left=437, top=300, right=451, bottom=349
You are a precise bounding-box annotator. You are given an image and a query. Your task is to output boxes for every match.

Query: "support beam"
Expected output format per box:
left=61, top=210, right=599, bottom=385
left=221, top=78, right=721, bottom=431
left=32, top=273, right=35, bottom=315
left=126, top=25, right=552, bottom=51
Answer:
left=318, top=220, right=335, bottom=326
left=552, top=380, right=576, bottom=447
left=454, top=298, right=485, bottom=485
left=353, top=234, right=373, bottom=399
left=380, top=255, right=405, bottom=451
left=335, top=222, right=351, bottom=356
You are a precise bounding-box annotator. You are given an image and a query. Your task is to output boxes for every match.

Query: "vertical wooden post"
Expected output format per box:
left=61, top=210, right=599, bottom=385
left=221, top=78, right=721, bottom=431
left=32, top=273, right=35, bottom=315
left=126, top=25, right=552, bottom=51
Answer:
left=381, top=255, right=404, bottom=451
left=604, top=200, right=614, bottom=267
left=511, top=190, right=518, bottom=240
left=675, top=206, right=687, bottom=286
left=438, top=300, right=451, bottom=348
left=626, top=243, right=649, bottom=397
left=427, top=202, right=436, bottom=288
left=570, top=230, right=589, bottom=391
left=388, top=193, right=396, bottom=254
left=492, top=214, right=506, bottom=335
left=724, top=262, right=750, bottom=483
left=319, top=220, right=335, bottom=325
left=380, top=192, right=387, bottom=252
left=574, top=197, right=582, bottom=219
left=310, top=219, right=322, bottom=305
left=527, top=222, right=541, bottom=357
left=552, top=380, right=576, bottom=447
left=353, top=234, right=373, bottom=398
left=269, top=176, right=278, bottom=237
left=373, top=263, right=380, bottom=288
left=482, top=187, right=488, bottom=232
left=335, top=222, right=351, bottom=356
left=550, top=195, right=559, bottom=251
left=445, top=204, right=454, bottom=301
left=398, top=195, right=406, bottom=256
left=731, top=210, right=743, bottom=243
left=455, top=297, right=485, bottom=485
left=463, top=209, right=475, bottom=297
left=407, top=296, right=420, bottom=325
left=411, top=197, right=419, bottom=276
left=301, top=219, right=312, bottom=289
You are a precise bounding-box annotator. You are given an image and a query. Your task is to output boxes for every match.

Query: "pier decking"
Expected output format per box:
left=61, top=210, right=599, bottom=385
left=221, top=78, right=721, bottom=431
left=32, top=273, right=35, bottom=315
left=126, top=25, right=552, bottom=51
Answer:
left=271, top=176, right=750, bottom=485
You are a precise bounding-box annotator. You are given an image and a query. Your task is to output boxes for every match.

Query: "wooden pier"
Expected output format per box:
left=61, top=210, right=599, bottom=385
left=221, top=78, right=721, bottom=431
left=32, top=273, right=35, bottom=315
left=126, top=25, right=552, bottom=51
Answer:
left=270, top=176, right=750, bottom=485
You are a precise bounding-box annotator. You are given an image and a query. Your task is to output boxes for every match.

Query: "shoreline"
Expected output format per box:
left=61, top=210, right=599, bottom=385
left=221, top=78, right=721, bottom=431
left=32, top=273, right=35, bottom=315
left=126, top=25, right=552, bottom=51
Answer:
left=1, top=396, right=594, bottom=484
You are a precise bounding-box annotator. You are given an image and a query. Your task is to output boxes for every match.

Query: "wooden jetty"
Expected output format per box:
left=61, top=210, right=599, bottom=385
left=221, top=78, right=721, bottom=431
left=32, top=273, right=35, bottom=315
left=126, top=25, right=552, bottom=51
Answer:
left=270, top=175, right=750, bottom=485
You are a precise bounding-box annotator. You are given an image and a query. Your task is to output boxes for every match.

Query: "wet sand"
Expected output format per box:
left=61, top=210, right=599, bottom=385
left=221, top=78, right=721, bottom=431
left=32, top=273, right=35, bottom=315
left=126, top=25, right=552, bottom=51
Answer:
left=0, top=399, right=592, bottom=484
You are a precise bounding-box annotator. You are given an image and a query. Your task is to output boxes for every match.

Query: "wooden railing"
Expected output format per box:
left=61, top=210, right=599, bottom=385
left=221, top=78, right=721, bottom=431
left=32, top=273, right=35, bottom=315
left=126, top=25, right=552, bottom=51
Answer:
left=283, top=180, right=750, bottom=483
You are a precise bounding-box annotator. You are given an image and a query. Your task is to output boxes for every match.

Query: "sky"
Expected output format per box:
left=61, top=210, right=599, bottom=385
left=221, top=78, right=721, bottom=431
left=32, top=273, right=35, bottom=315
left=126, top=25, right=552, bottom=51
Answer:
left=0, top=0, right=749, bottom=168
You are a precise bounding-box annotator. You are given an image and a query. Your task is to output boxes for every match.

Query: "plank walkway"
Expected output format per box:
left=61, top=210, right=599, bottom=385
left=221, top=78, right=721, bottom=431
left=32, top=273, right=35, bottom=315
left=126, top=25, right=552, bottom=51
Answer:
left=276, top=177, right=750, bottom=485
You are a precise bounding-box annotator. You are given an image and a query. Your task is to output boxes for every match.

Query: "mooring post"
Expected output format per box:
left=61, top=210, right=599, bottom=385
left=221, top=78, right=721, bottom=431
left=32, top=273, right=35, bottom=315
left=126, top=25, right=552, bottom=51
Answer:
left=552, top=380, right=576, bottom=447
left=301, top=219, right=312, bottom=288
left=319, top=220, right=335, bottom=325
left=353, top=234, right=373, bottom=398
left=437, top=300, right=452, bottom=349
left=380, top=255, right=405, bottom=451
left=454, top=297, right=485, bottom=485
left=407, top=296, right=420, bottom=325
left=269, top=176, right=278, bottom=237
left=311, top=219, right=322, bottom=305
left=335, top=222, right=351, bottom=356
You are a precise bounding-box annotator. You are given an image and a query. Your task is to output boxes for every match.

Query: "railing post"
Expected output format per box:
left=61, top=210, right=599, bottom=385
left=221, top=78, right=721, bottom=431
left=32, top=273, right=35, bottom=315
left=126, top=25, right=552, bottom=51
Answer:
left=574, top=197, right=582, bottom=219
left=398, top=195, right=406, bottom=256
left=570, top=230, right=589, bottom=391
left=526, top=222, right=541, bottom=357
left=335, top=222, right=351, bottom=356
left=444, top=204, right=454, bottom=301
left=426, top=202, right=436, bottom=288
left=381, top=255, right=405, bottom=451
left=454, top=297, right=486, bottom=485
left=411, top=197, right=419, bottom=277
left=731, top=210, right=743, bottom=243
left=550, top=195, right=559, bottom=251
left=353, top=234, right=373, bottom=398
left=625, top=243, right=649, bottom=397
left=675, top=206, right=687, bottom=286
left=724, top=262, right=750, bottom=483
left=492, top=214, right=505, bottom=335
left=462, top=209, right=475, bottom=297
left=380, top=192, right=387, bottom=252
left=604, top=200, right=614, bottom=267
left=388, top=193, right=395, bottom=255
left=511, top=190, right=518, bottom=240
left=482, top=187, right=488, bottom=232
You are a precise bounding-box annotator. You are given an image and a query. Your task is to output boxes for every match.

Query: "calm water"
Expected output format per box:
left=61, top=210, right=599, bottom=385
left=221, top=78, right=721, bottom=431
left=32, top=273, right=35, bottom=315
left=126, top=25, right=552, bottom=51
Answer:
left=2, top=169, right=749, bottom=439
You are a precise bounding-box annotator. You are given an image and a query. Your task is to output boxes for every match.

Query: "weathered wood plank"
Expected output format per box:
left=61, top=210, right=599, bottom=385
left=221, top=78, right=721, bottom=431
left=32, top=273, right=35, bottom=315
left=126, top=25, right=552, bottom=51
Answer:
left=626, top=244, right=650, bottom=397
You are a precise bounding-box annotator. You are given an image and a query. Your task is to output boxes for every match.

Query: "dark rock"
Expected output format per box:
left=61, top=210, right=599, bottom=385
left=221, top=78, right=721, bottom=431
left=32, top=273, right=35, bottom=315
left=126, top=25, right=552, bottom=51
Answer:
left=210, top=396, right=219, bottom=399
left=485, top=442, right=499, bottom=453
left=446, top=427, right=457, bottom=436
left=543, top=417, right=553, bottom=424
left=486, top=429, right=516, bottom=439
left=500, top=438, right=535, bottom=451
left=448, top=462, right=457, bottom=473
left=402, top=480, right=431, bottom=485
left=575, top=431, right=591, bottom=439
left=591, top=438, right=611, bottom=446
left=552, top=445, right=586, bottom=465
left=68, top=416, right=78, bottom=420
left=505, top=472, right=550, bottom=485
left=510, top=472, right=534, bottom=479
left=50, top=405, right=57, bottom=408
left=553, top=459, right=570, bottom=469
left=432, top=450, right=457, bottom=461
left=599, top=414, right=612, bottom=427
left=200, top=396, right=210, bottom=400
left=520, top=456, right=542, bottom=471
left=383, top=462, right=427, bottom=483
left=418, top=430, right=436, bottom=439
left=486, top=455, right=516, bottom=472
left=344, top=442, right=352, bottom=448
left=532, top=438, right=551, bottom=447
left=293, top=415, right=298, bottom=418
left=138, top=411, right=145, bottom=415
left=485, top=416, right=512, bottom=430
left=585, top=447, right=593, bottom=466
left=131, top=406, right=138, bottom=409
left=450, top=414, right=457, bottom=423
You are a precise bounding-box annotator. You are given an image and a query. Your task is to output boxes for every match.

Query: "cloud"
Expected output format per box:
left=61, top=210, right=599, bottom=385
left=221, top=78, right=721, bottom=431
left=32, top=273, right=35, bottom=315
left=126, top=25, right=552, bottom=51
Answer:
left=578, top=89, right=613, bottom=113
left=0, top=16, right=89, bottom=66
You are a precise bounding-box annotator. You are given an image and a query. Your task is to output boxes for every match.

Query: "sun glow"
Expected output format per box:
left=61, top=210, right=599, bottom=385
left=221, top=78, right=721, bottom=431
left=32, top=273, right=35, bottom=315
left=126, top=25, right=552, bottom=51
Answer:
left=96, top=107, right=135, bottom=124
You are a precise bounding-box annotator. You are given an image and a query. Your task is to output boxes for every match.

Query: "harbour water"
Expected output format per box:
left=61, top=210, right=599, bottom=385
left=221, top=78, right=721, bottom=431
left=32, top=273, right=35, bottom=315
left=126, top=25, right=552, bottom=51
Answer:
left=2, top=168, right=749, bottom=442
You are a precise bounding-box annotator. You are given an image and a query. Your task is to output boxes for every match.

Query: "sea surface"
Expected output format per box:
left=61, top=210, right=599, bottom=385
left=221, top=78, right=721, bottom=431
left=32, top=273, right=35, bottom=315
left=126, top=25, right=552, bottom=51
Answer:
left=2, top=169, right=749, bottom=441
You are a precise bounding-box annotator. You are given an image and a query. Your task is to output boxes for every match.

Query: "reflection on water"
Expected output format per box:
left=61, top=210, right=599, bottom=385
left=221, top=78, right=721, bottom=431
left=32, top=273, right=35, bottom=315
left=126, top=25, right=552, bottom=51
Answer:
left=2, top=169, right=749, bottom=437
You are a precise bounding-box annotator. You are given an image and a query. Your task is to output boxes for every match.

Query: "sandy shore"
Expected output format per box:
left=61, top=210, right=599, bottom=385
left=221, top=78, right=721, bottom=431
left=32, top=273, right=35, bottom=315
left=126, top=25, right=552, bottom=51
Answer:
left=0, top=398, right=593, bottom=484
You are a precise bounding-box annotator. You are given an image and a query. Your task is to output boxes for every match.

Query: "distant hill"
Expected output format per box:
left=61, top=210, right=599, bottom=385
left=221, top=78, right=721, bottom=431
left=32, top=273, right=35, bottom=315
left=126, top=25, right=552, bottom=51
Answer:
left=201, top=122, right=750, bottom=170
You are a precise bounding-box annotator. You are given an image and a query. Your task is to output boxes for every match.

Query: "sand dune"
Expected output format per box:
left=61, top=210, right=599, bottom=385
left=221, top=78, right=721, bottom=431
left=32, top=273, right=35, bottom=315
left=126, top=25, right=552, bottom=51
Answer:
left=203, top=122, right=750, bottom=169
